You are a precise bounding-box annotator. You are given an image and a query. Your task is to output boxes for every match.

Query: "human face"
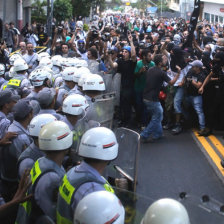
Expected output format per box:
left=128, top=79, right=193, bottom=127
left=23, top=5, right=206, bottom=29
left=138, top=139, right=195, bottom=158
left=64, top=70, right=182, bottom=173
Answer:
left=87, top=51, right=92, bottom=60
left=122, top=49, right=130, bottom=60
left=27, top=44, right=34, bottom=54
left=62, top=45, right=69, bottom=54
left=204, top=44, right=211, bottom=52
left=19, top=42, right=26, bottom=52
left=162, top=55, right=168, bottom=66
left=146, top=52, right=152, bottom=63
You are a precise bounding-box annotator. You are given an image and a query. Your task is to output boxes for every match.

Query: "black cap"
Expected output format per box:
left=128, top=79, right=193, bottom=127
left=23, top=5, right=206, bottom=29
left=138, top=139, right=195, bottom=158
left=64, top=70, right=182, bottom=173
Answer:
left=0, top=90, right=20, bottom=107
left=13, top=99, right=33, bottom=120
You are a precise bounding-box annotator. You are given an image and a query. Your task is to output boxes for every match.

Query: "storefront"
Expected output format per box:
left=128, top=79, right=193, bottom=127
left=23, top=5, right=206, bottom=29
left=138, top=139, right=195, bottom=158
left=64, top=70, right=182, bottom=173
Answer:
left=202, top=0, right=224, bottom=24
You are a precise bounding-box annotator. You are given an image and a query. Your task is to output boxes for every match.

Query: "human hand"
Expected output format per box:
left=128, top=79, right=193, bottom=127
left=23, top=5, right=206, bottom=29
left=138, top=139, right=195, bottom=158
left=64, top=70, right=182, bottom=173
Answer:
left=12, top=169, right=32, bottom=204
left=0, top=132, right=17, bottom=145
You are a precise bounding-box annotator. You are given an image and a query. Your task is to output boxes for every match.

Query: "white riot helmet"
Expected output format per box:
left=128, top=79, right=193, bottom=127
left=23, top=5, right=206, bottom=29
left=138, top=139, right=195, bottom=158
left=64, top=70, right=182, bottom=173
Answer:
left=29, top=114, right=56, bottom=137
left=75, top=60, right=88, bottom=68
left=29, top=68, right=52, bottom=87
left=13, top=58, right=28, bottom=72
left=62, top=58, right=77, bottom=68
left=62, top=67, right=77, bottom=81
left=141, top=198, right=190, bottom=224
left=39, top=121, right=73, bottom=151
left=83, top=74, right=105, bottom=91
left=39, top=57, right=53, bottom=69
left=73, top=67, right=90, bottom=83
left=9, top=66, right=16, bottom=78
left=78, top=73, right=91, bottom=87
left=9, top=54, right=22, bottom=66
left=62, top=94, right=89, bottom=115
left=38, top=52, right=50, bottom=62
left=0, top=63, right=5, bottom=75
left=74, top=191, right=125, bottom=224
left=78, top=127, right=118, bottom=160
left=51, top=55, right=63, bottom=67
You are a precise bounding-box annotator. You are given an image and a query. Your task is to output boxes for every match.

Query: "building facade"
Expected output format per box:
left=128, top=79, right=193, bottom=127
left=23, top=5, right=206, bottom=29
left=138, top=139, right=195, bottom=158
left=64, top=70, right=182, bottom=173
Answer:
left=0, top=0, right=32, bottom=37
left=201, top=0, right=224, bottom=24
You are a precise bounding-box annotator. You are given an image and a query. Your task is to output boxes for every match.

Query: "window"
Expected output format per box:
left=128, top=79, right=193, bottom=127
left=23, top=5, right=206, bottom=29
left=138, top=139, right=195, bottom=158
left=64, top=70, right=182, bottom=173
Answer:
left=215, top=15, right=218, bottom=23
left=211, top=14, right=214, bottom=23
left=219, top=16, right=223, bottom=23
left=204, top=13, right=210, bottom=22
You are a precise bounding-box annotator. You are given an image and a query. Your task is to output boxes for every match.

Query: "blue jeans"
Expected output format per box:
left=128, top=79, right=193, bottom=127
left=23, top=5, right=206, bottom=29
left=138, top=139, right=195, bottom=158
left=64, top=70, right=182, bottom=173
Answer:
left=174, top=87, right=184, bottom=114
left=140, top=100, right=163, bottom=139
left=185, top=95, right=205, bottom=130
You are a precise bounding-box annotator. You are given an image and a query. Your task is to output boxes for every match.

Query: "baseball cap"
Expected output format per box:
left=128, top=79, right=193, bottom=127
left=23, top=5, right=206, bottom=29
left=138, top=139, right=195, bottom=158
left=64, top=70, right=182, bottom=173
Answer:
left=37, top=87, right=56, bottom=108
left=13, top=99, right=33, bottom=120
left=0, top=90, right=20, bottom=107
left=190, top=60, right=203, bottom=68
left=123, top=46, right=131, bottom=53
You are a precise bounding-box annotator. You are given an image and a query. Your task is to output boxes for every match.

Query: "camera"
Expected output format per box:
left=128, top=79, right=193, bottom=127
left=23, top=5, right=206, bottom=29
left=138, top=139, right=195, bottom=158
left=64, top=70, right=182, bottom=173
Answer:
left=58, top=26, right=63, bottom=34
left=91, top=30, right=99, bottom=39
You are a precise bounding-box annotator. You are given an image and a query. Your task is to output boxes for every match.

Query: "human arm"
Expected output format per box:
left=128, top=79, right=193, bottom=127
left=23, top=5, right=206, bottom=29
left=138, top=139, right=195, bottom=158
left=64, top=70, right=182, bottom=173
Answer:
left=198, top=71, right=213, bottom=94
left=169, top=66, right=181, bottom=85
left=0, top=169, right=32, bottom=218
left=128, top=34, right=136, bottom=62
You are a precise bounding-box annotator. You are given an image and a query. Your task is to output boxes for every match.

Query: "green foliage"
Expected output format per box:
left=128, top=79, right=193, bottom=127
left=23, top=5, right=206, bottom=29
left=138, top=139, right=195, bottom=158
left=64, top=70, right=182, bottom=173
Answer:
left=71, top=0, right=92, bottom=18
left=83, top=24, right=89, bottom=32
left=54, top=0, right=73, bottom=23
left=31, top=0, right=47, bottom=23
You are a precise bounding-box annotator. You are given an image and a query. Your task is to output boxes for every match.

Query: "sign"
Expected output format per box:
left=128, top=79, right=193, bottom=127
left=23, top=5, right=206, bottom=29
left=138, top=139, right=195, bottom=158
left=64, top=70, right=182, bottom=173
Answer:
left=220, top=8, right=224, bottom=12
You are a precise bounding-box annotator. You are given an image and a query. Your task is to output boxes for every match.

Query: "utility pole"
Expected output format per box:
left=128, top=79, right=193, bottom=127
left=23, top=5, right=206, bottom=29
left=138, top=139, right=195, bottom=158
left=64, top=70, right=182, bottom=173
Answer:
left=161, top=0, right=163, bottom=17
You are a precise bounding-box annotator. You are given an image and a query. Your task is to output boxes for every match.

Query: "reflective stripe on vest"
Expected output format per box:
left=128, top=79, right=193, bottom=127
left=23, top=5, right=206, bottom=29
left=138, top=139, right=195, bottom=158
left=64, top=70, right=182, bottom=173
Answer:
left=30, top=160, right=42, bottom=185
left=3, top=84, right=7, bottom=90
left=57, top=169, right=114, bottom=224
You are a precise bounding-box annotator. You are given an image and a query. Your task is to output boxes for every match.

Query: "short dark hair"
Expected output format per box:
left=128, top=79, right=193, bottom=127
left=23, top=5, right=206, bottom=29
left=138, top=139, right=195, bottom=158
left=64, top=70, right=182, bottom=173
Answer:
left=141, top=49, right=150, bottom=58
left=61, top=42, right=69, bottom=48
left=154, top=54, right=163, bottom=66
left=88, top=47, right=98, bottom=59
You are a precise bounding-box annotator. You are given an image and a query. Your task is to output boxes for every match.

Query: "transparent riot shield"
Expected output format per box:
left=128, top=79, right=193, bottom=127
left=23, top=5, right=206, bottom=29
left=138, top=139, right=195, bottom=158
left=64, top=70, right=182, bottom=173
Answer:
left=113, top=188, right=224, bottom=224
left=106, top=128, right=140, bottom=192
left=114, top=188, right=154, bottom=224
left=85, top=92, right=115, bottom=129
left=87, top=59, right=100, bottom=74
left=177, top=193, right=224, bottom=224
left=100, top=73, right=113, bottom=93
left=111, top=73, right=121, bottom=106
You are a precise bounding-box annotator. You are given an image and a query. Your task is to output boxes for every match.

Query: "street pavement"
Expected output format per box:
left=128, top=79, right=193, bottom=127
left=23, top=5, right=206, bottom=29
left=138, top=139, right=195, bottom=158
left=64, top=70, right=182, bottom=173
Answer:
left=136, top=130, right=224, bottom=223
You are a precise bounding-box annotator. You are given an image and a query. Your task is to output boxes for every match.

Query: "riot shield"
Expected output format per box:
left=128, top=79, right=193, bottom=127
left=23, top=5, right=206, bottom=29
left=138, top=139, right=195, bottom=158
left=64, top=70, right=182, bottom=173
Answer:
left=111, top=73, right=121, bottom=106
left=87, top=59, right=100, bottom=74
left=100, top=73, right=113, bottom=93
left=114, top=188, right=224, bottom=224
left=85, top=92, right=115, bottom=129
left=106, top=128, right=140, bottom=192
left=177, top=193, right=224, bottom=224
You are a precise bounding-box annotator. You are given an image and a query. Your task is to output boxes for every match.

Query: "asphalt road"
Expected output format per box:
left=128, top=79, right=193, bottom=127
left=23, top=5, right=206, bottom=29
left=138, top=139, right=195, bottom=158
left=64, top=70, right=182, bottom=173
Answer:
left=136, top=130, right=224, bottom=223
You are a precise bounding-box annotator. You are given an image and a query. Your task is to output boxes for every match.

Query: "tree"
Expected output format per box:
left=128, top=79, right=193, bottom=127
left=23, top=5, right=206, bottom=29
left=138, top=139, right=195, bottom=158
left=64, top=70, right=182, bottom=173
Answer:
left=54, top=0, right=73, bottom=23
left=31, top=0, right=47, bottom=23
left=71, top=0, right=92, bottom=18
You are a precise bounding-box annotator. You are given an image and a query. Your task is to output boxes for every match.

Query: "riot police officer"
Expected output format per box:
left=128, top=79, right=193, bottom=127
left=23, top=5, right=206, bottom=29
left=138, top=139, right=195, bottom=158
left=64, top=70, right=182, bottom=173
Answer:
left=16, top=120, right=73, bottom=223
left=57, top=127, right=118, bottom=224
left=73, top=191, right=125, bottom=224
left=17, top=113, right=56, bottom=178
left=141, top=198, right=190, bottom=224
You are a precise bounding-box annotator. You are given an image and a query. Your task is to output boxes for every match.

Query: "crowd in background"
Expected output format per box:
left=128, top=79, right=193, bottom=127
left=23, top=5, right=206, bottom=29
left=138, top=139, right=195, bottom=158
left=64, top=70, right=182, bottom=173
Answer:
left=0, top=10, right=224, bottom=223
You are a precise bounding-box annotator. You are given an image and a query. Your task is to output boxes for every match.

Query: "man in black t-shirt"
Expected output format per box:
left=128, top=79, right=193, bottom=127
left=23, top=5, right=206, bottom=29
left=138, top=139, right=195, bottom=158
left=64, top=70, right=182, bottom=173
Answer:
left=185, top=60, right=207, bottom=136
left=109, top=34, right=137, bottom=126
left=141, top=54, right=181, bottom=143
left=38, top=26, right=49, bottom=46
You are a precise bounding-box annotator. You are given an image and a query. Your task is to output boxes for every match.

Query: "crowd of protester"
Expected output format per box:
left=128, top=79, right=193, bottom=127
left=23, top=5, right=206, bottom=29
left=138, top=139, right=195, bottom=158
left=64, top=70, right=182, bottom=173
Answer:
left=0, top=9, right=224, bottom=223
